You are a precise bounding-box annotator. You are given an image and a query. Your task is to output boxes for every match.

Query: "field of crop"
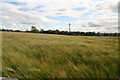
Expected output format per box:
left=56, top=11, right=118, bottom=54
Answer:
left=2, top=32, right=119, bottom=78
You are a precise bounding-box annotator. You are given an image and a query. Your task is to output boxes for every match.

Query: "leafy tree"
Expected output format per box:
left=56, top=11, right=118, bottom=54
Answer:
left=40, top=29, right=44, bottom=33
left=55, top=29, right=60, bottom=34
left=31, top=26, right=39, bottom=33
left=14, top=30, right=20, bottom=32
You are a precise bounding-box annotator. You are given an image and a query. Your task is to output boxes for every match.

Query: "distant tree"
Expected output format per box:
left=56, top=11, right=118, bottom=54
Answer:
left=55, top=29, right=60, bottom=34
left=80, top=32, right=85, bottom=36
left=48, top=30, right=53, bottom=34
left=14, top=30, right=20, bottom=32
left=40, top=29, right=44, bottom=33
left=2, top=28, right=5, bottom=31
left=96, top=32, right=101, bottom=36
left=31, top=26, right=39, bottom=33
left=113, top=33, right=118, bottom=36
left=26, top=30, right=29, bottom=32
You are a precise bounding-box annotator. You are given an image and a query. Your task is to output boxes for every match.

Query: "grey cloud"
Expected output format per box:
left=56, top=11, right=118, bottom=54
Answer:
left=96, top=2, right=118, bottom=13
left=109, top=3, right=118, bottom=13
left=88, top=22, right=102, bottom=27
left=82, top=24, right=87, bottom=27
left=106, top=27, right=115, bottom=30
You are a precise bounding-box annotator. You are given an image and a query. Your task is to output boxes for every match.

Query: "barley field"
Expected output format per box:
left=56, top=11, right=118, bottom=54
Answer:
left=2, top=32, right=119, bottom=78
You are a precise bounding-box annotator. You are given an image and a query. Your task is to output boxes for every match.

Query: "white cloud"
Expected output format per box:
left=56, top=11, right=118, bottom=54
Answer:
left=71, top=12, right=118, bottom=33
left=0, top=2, right=59, bottom=30
left=0, top=0, right=119, bottom=32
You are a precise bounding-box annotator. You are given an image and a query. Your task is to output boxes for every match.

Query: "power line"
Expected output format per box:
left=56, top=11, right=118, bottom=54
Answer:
left=69, top=22, right=71, bottom=32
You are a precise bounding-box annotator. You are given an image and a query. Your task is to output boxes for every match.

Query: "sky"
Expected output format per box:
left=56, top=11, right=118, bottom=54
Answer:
left=0, top=0, right=119, bottom=33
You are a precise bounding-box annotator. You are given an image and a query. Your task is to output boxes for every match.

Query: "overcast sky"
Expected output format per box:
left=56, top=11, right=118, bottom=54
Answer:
left=0, top=0, right=119, bottom=33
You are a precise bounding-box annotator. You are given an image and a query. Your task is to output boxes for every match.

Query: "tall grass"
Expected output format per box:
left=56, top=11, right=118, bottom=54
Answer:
left=2, top=32, right=118, bottom=78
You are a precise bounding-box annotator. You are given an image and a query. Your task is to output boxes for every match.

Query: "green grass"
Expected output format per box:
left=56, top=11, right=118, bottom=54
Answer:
left=2, top=32, right=119, bottom=78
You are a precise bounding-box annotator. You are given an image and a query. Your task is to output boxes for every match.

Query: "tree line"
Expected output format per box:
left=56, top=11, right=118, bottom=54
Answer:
left=0, top=26, right=120, bottom=37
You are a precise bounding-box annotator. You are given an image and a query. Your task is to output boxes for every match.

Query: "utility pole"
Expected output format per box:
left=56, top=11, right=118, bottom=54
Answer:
left=69, top=22, right=71, bottom=32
